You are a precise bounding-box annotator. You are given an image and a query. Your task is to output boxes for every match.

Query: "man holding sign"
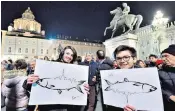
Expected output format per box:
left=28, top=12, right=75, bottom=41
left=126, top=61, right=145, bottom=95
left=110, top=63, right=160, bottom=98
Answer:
left=101, top=45, right=163, bottom=111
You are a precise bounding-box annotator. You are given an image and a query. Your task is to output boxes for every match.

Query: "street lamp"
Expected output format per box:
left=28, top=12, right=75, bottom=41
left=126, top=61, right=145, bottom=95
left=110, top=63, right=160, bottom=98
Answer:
left=151, top=10, right=169, bottom=54
left=152, top=10, right=169, bottom=28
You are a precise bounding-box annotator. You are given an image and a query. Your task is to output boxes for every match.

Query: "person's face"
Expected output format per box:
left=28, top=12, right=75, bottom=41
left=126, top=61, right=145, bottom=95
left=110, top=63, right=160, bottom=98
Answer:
left=96, top=51, right=104, bottom=60
left=149, top=57, right=157, bottom=62
left=30, top=61, right=36, bottom=70
left=63, top=49, right=73, bottom=63
left=162, top=53, right=175, bottom=67
left=113, top=61, right=118, bottom=67
left=2, top=60, right=6, bottom=64
left=85, top=54, right=92, bottom=62
left=116, top=50, right=136, bottom=69
left=113, top=61, right=117, bottom=65
left=139, top=61, right=146, bottom=68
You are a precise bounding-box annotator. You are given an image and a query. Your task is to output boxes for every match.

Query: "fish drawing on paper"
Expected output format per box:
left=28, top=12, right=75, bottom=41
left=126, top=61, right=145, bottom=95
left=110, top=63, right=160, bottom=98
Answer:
left=104, top=78, right=157, bottom=103
left=36, top=69, right=86, bottom=95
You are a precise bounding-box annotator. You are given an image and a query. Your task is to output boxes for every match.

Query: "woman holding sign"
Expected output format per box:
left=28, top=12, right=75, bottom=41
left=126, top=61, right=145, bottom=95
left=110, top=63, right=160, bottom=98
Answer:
left=23, top=46, right=89, bottom=111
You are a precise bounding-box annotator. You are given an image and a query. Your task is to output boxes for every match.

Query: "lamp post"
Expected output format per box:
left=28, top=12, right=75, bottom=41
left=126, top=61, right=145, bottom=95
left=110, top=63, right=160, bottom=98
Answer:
left=152, top=11, right=169, bottom=30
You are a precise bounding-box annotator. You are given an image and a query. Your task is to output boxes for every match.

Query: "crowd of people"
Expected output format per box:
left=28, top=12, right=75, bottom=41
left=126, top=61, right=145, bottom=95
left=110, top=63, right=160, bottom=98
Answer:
left=1, top=44, right=175, bottom=111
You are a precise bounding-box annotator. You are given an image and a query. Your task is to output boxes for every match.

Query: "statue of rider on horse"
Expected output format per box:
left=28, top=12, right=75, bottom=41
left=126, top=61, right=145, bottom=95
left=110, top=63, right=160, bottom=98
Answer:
left=104, top=3, right=143, bottom=38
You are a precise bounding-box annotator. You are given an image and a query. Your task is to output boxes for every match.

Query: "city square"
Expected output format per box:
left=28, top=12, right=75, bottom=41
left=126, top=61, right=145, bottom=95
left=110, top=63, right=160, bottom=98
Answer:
left=1, top=1, right=175, bottom=111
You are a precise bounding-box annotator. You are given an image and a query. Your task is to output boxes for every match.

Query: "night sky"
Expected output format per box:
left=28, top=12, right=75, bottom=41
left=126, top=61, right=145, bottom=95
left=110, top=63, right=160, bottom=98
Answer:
left=2, top=1, right=175, bottom=42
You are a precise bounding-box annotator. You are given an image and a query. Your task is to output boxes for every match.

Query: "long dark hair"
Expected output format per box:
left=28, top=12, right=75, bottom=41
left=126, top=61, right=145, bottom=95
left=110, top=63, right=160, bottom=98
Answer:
left=56, top=46, right=77, bottom=64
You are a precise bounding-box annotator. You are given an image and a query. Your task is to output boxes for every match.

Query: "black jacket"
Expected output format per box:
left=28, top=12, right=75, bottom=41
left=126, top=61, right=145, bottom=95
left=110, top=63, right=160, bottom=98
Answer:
left=159, top=66, right=175, bottom=111
left=97, top=58, right=113, bottom=71
left=96, top=58, right=113, bottom=86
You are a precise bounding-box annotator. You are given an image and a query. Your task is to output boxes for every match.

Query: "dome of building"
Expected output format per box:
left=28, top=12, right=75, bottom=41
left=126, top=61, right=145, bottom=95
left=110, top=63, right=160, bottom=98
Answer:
left=13, top=7, right=41, bottom=34
left=22, top=7, right=35, bottom=20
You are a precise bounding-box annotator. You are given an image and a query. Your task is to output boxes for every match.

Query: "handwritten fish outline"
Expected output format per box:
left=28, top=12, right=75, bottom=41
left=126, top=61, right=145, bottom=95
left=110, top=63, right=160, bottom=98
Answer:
left=104, top=78, right=157, bottom=93
left=104, top=78, right=157, bottom=103
left=35, top=69, right=86, bottom=94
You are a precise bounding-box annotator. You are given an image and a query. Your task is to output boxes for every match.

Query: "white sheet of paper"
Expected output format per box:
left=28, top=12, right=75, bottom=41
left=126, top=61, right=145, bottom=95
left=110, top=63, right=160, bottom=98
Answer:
left=29, top=59, right=89, bottom=105
left=100, top=68, right=164, bottom=111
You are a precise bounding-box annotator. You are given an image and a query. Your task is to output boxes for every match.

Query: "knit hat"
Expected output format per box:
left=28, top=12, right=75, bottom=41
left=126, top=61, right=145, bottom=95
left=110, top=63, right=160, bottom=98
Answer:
left=161, top=44, right=175, bottom=56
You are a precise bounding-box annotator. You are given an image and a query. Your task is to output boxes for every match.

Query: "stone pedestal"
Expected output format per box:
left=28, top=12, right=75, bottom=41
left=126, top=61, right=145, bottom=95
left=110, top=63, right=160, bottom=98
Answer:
left=103, top=33, right=138, bottom=59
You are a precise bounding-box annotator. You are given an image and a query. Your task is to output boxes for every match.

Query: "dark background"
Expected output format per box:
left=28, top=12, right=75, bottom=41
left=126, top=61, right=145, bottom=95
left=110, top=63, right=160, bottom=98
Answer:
left=2, top=1, right=175, bottom=42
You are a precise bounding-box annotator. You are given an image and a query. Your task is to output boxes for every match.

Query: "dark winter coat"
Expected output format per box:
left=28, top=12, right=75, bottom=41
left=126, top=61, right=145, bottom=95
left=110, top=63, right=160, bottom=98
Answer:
left=79, top=60, right=98, bottom=86
left=159, top=66, right=175, bottom=111
left=97, top=58, right=113, bottom=71
left=2, top=76, right=28, bottom=109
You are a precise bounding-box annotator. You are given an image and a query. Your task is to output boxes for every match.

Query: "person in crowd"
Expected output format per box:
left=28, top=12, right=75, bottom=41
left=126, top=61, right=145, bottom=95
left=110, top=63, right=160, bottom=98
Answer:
left=92, top=56, right=96, bottom=62
left=1, top=59, right=29, bottom=111
left=159, top=44, right=175, bottom=111
left=1, top=60, right=8, bottom=70
left=23, top=46, right=89, bottom=111
left=80, top=53, right=98, bottom=111
left=107, top=45, right=142, bottom=111
left=148, top=54, right=158, bottom=67
left=95, top=50, right=113, bottom=111
left=27, top=60, right=36, bottom=75
left=113, top=60, right=118, bottom=69
left=136, top=60, right=147, bottom=68
left=155, top=59, right=163, bottom=69
left=44, top=56, right=50, bottom=61
left=7, top=59, right=14, bottom=70
left=75, top=56, right=82, bottom=65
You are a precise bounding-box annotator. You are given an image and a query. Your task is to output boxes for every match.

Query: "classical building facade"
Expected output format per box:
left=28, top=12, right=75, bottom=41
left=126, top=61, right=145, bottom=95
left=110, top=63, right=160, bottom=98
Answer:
left=1, top=7, right=105, bottom=61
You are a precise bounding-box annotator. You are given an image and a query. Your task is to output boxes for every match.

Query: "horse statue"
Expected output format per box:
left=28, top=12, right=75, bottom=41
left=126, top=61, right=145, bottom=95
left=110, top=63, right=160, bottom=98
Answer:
left=104, top=7, right=143, bottom=38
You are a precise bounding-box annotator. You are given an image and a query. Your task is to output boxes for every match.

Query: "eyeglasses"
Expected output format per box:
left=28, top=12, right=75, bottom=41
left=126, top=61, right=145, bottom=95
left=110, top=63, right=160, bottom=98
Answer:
left=116, top=56, right=133, bottom=62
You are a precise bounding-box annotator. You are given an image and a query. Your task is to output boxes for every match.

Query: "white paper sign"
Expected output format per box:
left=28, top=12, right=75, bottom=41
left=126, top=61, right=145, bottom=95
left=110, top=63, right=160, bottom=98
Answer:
left=100, top=68, right=164, bottom=111
left=29, top=59, right=89, bottom=105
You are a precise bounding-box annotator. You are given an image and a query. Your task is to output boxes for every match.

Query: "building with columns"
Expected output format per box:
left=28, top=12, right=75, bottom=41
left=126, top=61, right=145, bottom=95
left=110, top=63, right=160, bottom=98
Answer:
left=1, top=7, right=105, bottom=61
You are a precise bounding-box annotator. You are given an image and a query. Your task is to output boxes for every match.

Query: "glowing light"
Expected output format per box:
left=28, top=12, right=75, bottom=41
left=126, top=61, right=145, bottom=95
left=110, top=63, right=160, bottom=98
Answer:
left=152, top=10, right=169, bottom=26
left=49, top=39, right=54, bottom=44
